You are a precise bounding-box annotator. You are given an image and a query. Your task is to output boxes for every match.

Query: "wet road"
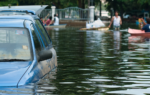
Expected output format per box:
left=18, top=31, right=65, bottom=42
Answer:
left=1, top=24, right=150, bottom=95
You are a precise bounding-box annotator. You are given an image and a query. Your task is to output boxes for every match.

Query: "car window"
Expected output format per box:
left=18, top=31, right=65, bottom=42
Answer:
left=31, top=24, right=42, bottom=53
left=0, top=28, right=32, bottom=60
left=35, top=19, right=51, bottom=47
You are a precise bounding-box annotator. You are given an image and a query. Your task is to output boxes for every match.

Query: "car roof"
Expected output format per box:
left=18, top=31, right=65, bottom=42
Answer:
left=0, top=5, right=48, bottom=16
left=0, top=19, right=24, bottom=27
left=0, top=9, right=41, bottom=28
left=0, top=14, right=40, bottom=28
left=0, top=9, right=36, bottom=15
left=0, top=9, right=40, bottom=21
left=0, top=15, right=38, bottom=20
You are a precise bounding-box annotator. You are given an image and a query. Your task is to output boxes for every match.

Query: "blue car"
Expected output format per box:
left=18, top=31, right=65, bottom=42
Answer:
left=0, top=10, right=57, bottom=87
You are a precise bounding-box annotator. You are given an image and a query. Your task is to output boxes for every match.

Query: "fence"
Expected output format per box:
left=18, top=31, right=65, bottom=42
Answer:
left=40, top=9, right=52, bottom=19
left=40, top=7, right=93, bottom=21
left=56, top=7, right=90, bottom=20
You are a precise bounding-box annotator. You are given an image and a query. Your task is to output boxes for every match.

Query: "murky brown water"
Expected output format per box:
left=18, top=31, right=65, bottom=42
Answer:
left=1, top=23, right=150, bottom=95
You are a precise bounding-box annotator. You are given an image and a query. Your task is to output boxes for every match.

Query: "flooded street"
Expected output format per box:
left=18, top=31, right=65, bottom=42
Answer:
left=47, top=24, right=150, bottom=95
left=1, top=23, right=150, bottom=95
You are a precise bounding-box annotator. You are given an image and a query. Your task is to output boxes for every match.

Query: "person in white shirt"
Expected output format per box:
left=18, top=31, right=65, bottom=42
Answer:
left=50, top=14, right=59, bottom=25
left=54, top=14, right=59, bottom=25
left=108, top=11, right=122, bottom=30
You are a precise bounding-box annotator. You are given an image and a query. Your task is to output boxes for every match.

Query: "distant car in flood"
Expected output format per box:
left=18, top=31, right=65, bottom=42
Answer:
left=0, top=10, right=57, bottom=87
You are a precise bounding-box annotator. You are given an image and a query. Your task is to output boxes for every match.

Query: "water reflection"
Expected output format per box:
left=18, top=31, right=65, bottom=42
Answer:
left=2, top=27, right=150, bottom=95
left=0, top=69, right=57, bottom=95
left=113, top=31, right=121, bottom=55
left=49, top=28, right=150, bottom=95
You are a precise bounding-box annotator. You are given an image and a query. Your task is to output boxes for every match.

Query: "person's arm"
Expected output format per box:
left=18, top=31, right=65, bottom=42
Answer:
left=120, top=17, right=122, bottom=25
left=141, top=18, right=147, bottom=26
left=44, top=20, right=48, bottom=25
left=48, top=20, right=54, bottom=26
left=108, top=17, right=114, bottom=28
left=44, top=13, right=49, bottom=21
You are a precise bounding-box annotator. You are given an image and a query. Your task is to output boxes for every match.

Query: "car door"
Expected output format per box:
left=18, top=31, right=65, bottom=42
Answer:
left=34, top=19, right=57, bottom=71
left=30, top=24, right=51, bottom=76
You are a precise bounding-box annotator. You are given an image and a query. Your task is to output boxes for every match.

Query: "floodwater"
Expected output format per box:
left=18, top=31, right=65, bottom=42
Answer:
left=1, top=23, right=150, bottom=95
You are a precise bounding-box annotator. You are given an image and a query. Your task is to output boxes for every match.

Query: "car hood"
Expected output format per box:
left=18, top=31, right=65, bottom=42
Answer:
left=0, top=61, right=32, bottom=87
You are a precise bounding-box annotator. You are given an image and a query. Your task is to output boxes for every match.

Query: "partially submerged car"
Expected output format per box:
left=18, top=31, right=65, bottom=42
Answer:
left=0, top=10, right=57, bottom=87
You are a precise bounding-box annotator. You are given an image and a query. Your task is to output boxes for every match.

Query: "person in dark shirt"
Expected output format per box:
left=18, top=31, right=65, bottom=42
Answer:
left=142, top=24, right=150, bottom=32
left=141, top=18, right=150, bottom=32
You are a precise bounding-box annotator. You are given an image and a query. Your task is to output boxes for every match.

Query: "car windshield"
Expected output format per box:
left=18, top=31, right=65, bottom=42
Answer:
left=0, top=28, right=32, bottom=61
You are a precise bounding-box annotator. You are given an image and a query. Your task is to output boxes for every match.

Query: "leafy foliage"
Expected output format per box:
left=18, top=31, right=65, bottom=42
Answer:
left=0, top=0, right=150, bottom=13
left=0, top=0, right=18, bottom=6
left=105, top=0, right=150, bottom=12
left=0, top=0, right=101, bottom=9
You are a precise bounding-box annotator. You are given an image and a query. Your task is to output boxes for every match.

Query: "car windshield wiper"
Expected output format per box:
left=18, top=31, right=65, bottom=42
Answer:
left=0, top=59, right=28, bottom=62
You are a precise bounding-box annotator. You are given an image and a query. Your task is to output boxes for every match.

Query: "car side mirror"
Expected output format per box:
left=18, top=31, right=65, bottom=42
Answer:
left=38, top=50, right=52, bottom=62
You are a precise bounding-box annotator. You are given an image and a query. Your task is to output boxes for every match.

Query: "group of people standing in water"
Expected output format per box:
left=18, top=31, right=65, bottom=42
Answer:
left=108, top=11, right=150, bottom=32
left=40, top=14, right=59, bottom=26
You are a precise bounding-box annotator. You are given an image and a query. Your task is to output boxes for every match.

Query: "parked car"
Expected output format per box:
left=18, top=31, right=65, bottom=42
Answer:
left=0, top=10, right=57, bottom=87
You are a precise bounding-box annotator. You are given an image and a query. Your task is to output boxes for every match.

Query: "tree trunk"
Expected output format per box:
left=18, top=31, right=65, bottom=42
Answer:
left=82, top=0, right=85, bottom=9
left=119, top=1, right=124, bottom=22
left=57, top=0, right=61, bottom=8
left=100, top=1, right=101, bottom=17
left=78, top=0, right=85, bottom=8
left=78, top=0, right=82, bottom=8
left=111, top=11, right=113, bottom=18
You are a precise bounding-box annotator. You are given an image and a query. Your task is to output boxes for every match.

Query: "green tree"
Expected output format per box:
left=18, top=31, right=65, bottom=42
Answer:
left=0, top=0, right=18, bottom=6
left=0, top=0, right=103, bottom=9
left=105, top=0, right=150, bottom=16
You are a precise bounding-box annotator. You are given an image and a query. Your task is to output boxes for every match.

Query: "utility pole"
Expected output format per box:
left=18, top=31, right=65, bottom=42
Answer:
left=111, top=0, right=114, bottom=18
left=90, top=0, right=94, bottom=6
left=112, top=0, right=114, bottom=11
left=88, top=0, right=90, bottom=6
left=89, top=0, right=95, bottom=21
left=100, top=0, right=101, bottom=17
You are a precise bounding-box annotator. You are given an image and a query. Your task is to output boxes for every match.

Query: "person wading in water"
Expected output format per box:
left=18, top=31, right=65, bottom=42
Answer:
left=49, top=14, right=59, bottom=25
left=108, top=11, right=122, bottom=30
